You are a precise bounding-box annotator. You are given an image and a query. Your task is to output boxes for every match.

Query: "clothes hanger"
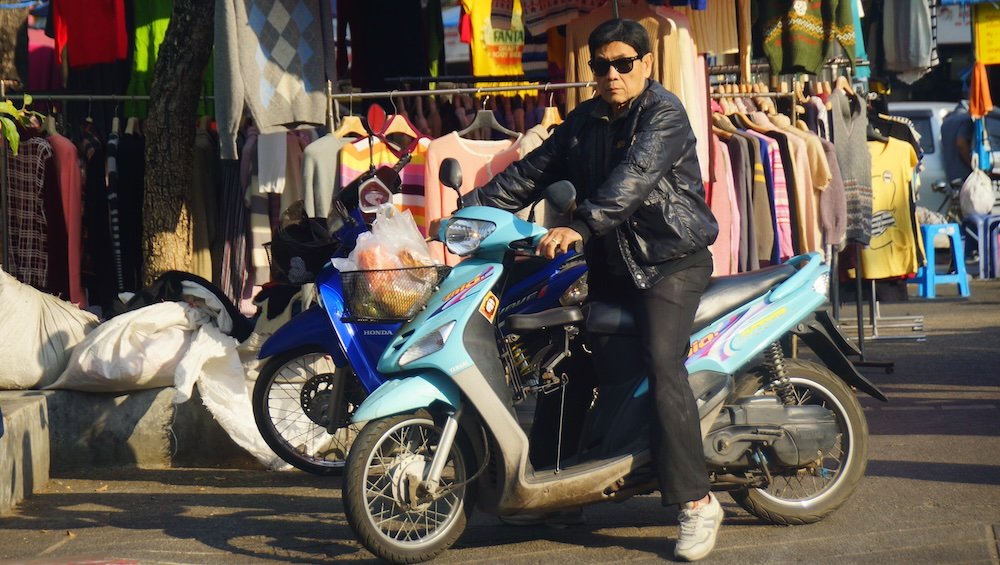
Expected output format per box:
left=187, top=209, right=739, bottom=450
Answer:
left=111, top=102, right=120, bottom=135
left=45, top=112, right=57, bottom=135
left=333, top=90, right=367, bottom=139
left=380, top=90, right=424, bottom=139
left=458, top=93, right=519, bottom=139
left=835, top=75, right=856, bottom=97
left=866, top=122, right=888, bottom=143
left=539, top=86, right=563, bottom=130
left=126, top=96, right=139, bottom=135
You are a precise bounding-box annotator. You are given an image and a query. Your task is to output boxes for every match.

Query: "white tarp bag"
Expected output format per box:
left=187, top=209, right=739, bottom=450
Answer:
left=960, top=155, right=996, bottom=218
left=46, top=302, right=197, bottom=392
left=0, top=269, right=100, bottom=389
left=175, top=322, right=284, bottom=468
left=45, top=293, right=284, bottom=468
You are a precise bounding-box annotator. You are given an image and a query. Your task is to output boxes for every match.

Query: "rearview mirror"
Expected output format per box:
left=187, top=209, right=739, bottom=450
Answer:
left=358, top=166, right=402, bottom=213
left=366, top=103, right=386, bottom=136
left=439, top=158, right=465, bottom=210
left=439, top=158, right=463, bottom=191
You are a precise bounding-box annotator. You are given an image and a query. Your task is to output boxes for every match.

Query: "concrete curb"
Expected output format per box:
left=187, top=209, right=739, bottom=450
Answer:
left=0, top=394, right=49, bottom=515
left=0, top=387, right=260, bottom=513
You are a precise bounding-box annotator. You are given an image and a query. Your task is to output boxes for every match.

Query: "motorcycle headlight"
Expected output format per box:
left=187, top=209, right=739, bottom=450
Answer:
left=399, top=321, right=456, bottom=367
left=812, top=269, right=831, bottom=297
left=446, top=219, right=496, bottom=256
left=559, top=272, right=589, bottom=306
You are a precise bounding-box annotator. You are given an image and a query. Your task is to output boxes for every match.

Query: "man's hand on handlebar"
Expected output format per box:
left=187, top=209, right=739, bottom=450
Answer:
left=538, top=227, right=583, bottom=259
left=428, top=218, right=443, bottom=241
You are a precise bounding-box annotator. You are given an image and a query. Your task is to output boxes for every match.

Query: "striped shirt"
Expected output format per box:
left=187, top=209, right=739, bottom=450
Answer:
left=338, top=136, right=431, bottom=233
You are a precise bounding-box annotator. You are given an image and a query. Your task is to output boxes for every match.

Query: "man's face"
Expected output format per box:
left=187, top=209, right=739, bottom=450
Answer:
left=591, top=41, right=653, bottom=113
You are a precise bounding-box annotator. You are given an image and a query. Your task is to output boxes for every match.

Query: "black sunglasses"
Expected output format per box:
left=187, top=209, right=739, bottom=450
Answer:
left=588, top=55, right=643, bottom=77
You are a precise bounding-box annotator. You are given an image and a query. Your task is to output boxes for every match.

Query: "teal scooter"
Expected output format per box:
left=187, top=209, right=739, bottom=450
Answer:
left=341, top=159, right=885, bottom=563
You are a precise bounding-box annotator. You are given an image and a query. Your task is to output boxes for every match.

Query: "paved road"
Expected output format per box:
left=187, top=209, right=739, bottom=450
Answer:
left=2, top=281, right=999, bottom=564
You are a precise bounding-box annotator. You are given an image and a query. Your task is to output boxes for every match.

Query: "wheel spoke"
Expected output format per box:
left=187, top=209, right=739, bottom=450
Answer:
left=358, top=419, right=466, bottom=547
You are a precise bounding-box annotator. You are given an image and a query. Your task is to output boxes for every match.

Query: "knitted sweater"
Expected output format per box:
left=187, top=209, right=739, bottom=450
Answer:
left=758, top=0, right=856, bottom=75
left=214, top=0, right=335, bottom=159
left=830, top=88, right=873, bottom=245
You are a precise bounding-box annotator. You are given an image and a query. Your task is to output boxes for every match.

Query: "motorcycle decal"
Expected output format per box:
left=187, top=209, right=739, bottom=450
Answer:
left=479, top=291, right=499, bottom=323
left=739, top=306, right=787, bottom=337
left=688, top=310, right=748, bottom=362
left=721, top=303, right=788, bottom=355
left=498, top=290, right=538, bottom=316
left=687, top=331, right=720, bottom=357
left=430, top=266, right=494, bottom=318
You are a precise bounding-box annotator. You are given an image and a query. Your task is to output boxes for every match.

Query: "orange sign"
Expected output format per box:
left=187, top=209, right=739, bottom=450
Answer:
left=479, top=291, right=499, bottom=323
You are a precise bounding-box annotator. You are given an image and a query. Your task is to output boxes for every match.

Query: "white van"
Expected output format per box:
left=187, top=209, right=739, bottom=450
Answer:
left=887, top=101, right=961, bottom=212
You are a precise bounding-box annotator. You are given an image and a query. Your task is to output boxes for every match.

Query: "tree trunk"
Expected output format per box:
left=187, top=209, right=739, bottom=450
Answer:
left=142, top=0, right=215, bottom=285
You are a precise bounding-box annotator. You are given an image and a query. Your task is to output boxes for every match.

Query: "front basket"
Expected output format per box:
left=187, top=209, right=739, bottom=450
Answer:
left=339, top=265, right=451, bottom=322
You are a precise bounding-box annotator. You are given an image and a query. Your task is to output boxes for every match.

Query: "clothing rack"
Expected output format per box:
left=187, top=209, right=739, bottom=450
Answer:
left=386, top=74, right=564, bottom=85
left=709, top=92, right=795, bottom=99
left=3, top=94, right=215, bottom=101
left=328, top=81, right=595, bottom=102
left=813, top=62, right=899, bottom=373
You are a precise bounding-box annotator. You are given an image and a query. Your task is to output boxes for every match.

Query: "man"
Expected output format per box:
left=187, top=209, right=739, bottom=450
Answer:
left=941, top=100, right=973, bottom=184
left=458, top=18, right=722, bottom=562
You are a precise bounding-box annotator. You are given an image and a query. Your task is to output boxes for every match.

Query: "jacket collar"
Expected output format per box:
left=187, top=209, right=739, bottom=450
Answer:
left=589, top=79, right=652, bottom=122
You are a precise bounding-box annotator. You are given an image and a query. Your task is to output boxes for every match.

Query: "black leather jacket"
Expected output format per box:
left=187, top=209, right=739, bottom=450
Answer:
left=462, top=80, right=718, bottom=289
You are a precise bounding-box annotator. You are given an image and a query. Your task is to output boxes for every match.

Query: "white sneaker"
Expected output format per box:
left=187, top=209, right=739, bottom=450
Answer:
left=674, top=492, right=723, bottom=561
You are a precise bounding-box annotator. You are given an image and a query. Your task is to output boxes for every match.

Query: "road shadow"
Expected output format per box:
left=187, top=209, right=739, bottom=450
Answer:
left=865, top=459, right=1000, bottom=486
left=3, top=470, right=365, bottom=563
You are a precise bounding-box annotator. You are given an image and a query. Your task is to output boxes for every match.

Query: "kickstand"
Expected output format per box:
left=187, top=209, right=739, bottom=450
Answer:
left=554, top=383, right=566, bottom=474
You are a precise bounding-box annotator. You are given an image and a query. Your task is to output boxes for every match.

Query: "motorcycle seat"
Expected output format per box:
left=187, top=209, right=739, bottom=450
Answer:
left=583, top=263, right=797, bottom=336
left=506, top=306, right=584, bottom=332
left=694, top=264, right=797, bottom=331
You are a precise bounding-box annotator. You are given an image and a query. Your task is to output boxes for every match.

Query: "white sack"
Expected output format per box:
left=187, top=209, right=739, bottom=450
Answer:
left=175, top=323, right=284, bottom=468
left=46, top=302, right=197, bottom=392
left=0, top=269, right=100, bottom=389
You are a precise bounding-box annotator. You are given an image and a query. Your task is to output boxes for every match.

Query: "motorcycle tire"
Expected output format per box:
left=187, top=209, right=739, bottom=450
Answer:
left=252, top=347, right=365, bottom=476
left=729, top=359, right=869, bottom=525
left=343, top=413, right=477, bottom=564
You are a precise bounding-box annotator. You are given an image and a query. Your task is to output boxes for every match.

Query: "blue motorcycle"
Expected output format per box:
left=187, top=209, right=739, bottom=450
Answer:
left=252, top=162, right=587, bottom=475
left=339, top=159, right=885, bottom=563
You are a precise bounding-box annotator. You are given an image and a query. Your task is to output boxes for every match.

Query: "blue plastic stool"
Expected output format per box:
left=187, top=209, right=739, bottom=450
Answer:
left=912, top=223, right=971, bottom=299
left=961, top=214, right=1000, bottom=279
left=988, top=220, right=1000, bottom=278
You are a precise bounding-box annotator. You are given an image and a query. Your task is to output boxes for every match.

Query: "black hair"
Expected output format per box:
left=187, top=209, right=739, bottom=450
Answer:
left=587, top=19, right=651, bottom=57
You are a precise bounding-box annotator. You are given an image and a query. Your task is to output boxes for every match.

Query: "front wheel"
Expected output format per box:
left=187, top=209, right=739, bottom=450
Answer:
left=730, top=359, right=869, bottom=525
left=252, top=348, right=366, bottom=475
left=343, top=414, right=475, bottom=563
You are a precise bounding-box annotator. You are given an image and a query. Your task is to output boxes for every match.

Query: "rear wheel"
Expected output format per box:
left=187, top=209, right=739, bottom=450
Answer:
left=730, top=359, right=869, bottom=525
left=343, top=414, right=475, bottom=563
left=252, top=348, right=366, bottom=475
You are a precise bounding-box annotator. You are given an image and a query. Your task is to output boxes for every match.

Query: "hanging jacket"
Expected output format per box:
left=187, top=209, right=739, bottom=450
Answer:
left=462, top=80, right=717, bottom=289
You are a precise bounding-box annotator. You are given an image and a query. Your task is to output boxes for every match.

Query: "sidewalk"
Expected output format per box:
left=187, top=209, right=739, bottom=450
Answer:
left=1, top=280, right=998, bottom=564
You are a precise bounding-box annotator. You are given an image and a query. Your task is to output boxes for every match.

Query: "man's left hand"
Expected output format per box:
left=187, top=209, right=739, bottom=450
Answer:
left=538, top=227, right=583, bottom=259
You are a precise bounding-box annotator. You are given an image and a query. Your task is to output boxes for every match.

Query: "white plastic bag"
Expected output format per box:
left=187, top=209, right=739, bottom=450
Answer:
left=330, top=204, right=436, bottom=272
left=960, top=157, right=996, bottom=218
left=46, top=302, right=198, bottom=392
left=0, top=269, right=100, bottom=389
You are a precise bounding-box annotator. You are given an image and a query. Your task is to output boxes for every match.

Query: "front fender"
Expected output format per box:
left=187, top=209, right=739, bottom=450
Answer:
left=258, top=306, right=346, bottom=366
left=352, top=374, right=460, bottom=424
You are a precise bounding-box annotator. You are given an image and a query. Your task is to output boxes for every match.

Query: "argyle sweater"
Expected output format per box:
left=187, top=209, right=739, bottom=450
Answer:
left=215, top=0, right=335, bottom=159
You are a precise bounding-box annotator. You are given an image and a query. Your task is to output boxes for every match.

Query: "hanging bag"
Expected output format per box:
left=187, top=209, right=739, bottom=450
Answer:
left=960, top=154, right=996, bottom=218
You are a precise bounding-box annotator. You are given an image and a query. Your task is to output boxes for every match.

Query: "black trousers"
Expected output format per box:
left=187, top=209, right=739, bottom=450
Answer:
left=589, top=259, right=713, bottom=506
